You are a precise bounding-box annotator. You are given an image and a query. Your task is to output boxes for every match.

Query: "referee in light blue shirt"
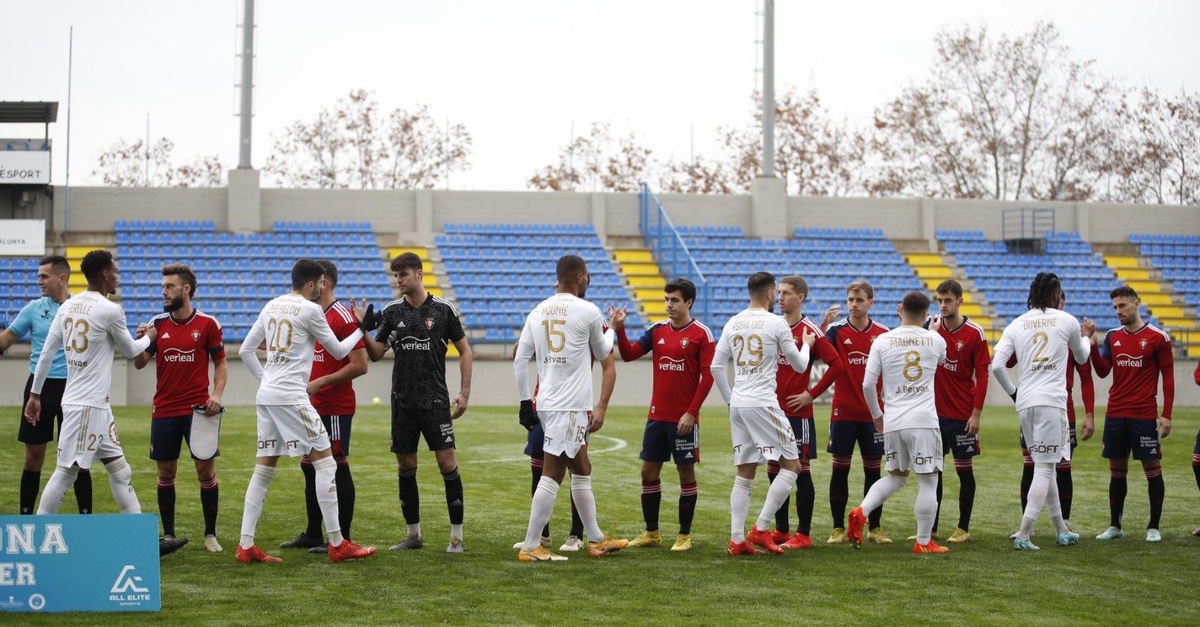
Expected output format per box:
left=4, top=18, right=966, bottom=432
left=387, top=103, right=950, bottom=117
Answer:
left=0, top=255, right=92, bottom=515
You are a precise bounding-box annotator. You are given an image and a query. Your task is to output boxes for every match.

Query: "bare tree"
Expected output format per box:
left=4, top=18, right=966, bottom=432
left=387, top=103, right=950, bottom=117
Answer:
left=264, top=89, right=471, bottom=189
left=93, top=138, right=223, bottom=187
left=869, top=22, right=1118, bottom=201
left=528, top=122, right=654, bottom=192
left=1105, top=88, right=1200, bottom=205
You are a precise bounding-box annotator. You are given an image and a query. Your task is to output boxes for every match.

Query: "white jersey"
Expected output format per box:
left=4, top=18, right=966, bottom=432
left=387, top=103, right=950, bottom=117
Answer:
left=514, top=293, right=612, bottom=412
left=863, top=325, right=946, bottom=431
left=711, top=308, right=809, bottom=408
left=990, top=307, right=1090, bottom=411
left=238, top=293, right=364, bottom=405
left=32, top=291, right=151, bottom=408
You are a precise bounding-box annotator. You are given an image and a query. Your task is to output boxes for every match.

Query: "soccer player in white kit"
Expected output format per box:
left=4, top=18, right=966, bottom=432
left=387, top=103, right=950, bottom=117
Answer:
left=235, top=259, right=378, bottom=564
left=991, top=273, right=1090, bottom=550
left=846, top=291, right=950, bottom=554
left=24, top=250, right=153, bottom=517
left=513, top=255, right=625, bottom=562
left=710, top=272, right=814, bottom=556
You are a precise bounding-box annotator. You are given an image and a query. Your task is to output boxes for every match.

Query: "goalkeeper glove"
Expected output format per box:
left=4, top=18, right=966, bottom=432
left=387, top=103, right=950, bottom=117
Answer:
left=358, top=304, right=382, bottom=332
left=519, top=400, right=539, bottom=431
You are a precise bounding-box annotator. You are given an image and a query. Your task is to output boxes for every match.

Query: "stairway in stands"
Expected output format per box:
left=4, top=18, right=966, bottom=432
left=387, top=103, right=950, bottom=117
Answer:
left=612, top=247, right=667, bottom=326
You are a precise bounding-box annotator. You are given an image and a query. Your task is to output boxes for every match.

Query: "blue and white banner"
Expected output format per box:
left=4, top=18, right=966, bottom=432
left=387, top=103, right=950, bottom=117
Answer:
left=0, top=514, right=160, bottom=613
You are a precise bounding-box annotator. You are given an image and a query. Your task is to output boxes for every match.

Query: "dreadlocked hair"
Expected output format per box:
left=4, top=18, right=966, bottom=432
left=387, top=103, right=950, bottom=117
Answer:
left=1027, top=272, right=1062, bottom=311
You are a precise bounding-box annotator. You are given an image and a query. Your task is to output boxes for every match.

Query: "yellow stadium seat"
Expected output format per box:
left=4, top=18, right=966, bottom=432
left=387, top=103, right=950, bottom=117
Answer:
left=642, top=301, right=667, bottom=316
left=628, top=276, right=662, bottom=288
left=614, top=249, right=654, bottom=263
left=622, top=263, right=661, bottom=277
left=1114, top=268, right=1149, bottom=281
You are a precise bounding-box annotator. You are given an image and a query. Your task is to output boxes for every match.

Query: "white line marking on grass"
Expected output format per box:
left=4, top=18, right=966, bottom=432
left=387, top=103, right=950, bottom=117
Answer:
left=480, top=435, right=629, bottom=465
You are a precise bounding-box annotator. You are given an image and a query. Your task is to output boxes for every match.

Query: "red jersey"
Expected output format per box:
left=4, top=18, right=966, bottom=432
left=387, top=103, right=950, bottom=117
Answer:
left=310, top=301, right=365, bottom=416
left=1066, top=356, right=1094, bottom=424
left=616, top=319, right=715, bottom=422
left=776, top=315, right=844, bottom=419
left=1091, top=324, right=1175, bottom=420
left=826, top=317, right=888, bottom=423
left=930, top=317, right=990, bottom=420
left=147, top=310, right=225, bottom=419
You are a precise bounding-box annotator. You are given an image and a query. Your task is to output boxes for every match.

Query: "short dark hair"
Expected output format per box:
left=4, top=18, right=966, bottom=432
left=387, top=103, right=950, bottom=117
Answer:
left=847, top=280, right=874, bottom=300
left=556, top=255, right=588, bottom=282
left=1026, top=272, right=1062, bottom=310
left=780, top=275, right=809, bottom=298
left=80, top=249, right=114, bottom=284
left=390, top=252, right=423, bottom=273
left=316, top=260, right=338, bottom=288
left=291, top=259, right=325, bottom=290
left=747, top=271, right=776, bottom=298
left=1110, top=285, right=1139, bottom=301
left=902, top=291, right=931, bottom=318
left=935, top=279, right=962, bottom=298
left=39, top=255, right=70, bottom=277
left=665, top=278, right=696, bottom=306
left=162, top=263, right=198, bottom=298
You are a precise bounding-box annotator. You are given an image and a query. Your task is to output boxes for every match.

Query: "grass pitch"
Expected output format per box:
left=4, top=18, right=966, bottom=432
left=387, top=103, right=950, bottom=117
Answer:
left=2, top=404, right=1198, bottom=626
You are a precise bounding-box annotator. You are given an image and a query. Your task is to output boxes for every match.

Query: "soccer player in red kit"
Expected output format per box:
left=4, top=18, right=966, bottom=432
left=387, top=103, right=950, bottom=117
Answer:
left=611, top=278, right=715, bottom=552
left=924, top=279, right=990, bottom=543
left=1019, top=290, right=1095, bottom=532
left=766, top=275, right=843, bottom=549
left=1082, top=285, right=1174, bottom=543
left=134, top=264, right=227, bottom=554
left=823, top=281, right=891, bottom=545
left=278, top=260, right=368, bottom=554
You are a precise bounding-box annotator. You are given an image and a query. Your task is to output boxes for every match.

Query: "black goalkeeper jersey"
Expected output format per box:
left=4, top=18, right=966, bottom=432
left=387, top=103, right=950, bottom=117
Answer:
left=375, top=293, right=466, bottom=408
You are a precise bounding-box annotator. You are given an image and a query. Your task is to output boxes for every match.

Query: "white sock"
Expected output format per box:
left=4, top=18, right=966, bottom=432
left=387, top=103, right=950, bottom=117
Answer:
left=914, top=473, right=938, bottom=544
left=313, top=457, right=343, bottom=546
left=104, top=458, right=141, bottom=513
left=861, top=473, right=907, bottom=516
left=239, top=465, right=276, bottom=549
left=523, top=476, right=559, bottom=550
left=451, top=524, right=463, bottom=539
left=36, top=466, right=79, bottom=515
left=1045, top=469, right=1066, bottom=534
left=571, top=474, right=604, bottom=542
left=730, top=476, right=753, bottom=543
left=756, top=468, right=797, bottom=530
left=1018, top=463, right=1054, bottom=539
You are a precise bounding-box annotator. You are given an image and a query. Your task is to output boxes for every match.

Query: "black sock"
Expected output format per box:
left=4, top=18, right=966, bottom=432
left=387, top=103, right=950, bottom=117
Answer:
left=399, top=468, right=420, bottom=526
left=1109, top=475, right=1128, bottom=528
left=932, top=471, right=943, bottom=533
left=20, top=470, right=40, bottom=515
left=157, top=481, right=177, bottom=537
left=1147, top=474, right=1165, bottom=530
left=302, top=461, right=322, bottom=538
left=679, top=482, right=698, bottom=535
left=957, top=469, right=975, bottom=532
left=443, top=467, right=464, bottom=526
left=864, top=467, right=883, bottom=529
left=768, top=467, right=789, bottom=532
left=796, top=471, right=815, bottom=536
left=74, top=469, right=93, bottom=515
left=1020, top=463, right=1034, bottom=512
left=1055, top=468, right=1073, bottom=521
left=336, top=462, right=355, bottom=540
left=641, top=481, right=662, bottom=532
left=200, top=478, right=220, bottom=537
left=569, top=493, right=583, bottom=538
left=829, top=466, right=850, bottom=529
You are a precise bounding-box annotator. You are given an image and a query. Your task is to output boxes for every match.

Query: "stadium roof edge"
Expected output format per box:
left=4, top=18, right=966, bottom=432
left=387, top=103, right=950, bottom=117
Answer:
left=0, top=101, right=59, bottom=124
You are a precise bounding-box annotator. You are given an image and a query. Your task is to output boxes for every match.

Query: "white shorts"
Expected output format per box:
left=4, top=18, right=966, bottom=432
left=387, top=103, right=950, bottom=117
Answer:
left=883, top=428, right=944, bottom=474
left=730, top=406, right=798, bottom=465
left=1019, top=406, right=1071, bottom=464
left=56, top=405, right=124, bottom=470
left=539, top=410, right=591, bottom=459
left=256, top=403, right=331, bottom=458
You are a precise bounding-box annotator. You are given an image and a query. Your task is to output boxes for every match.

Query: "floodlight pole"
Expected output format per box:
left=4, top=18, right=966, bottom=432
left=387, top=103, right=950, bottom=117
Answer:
left=761, top=0, right=775, bottom=178
left=238, top=0, right=255, bottom=169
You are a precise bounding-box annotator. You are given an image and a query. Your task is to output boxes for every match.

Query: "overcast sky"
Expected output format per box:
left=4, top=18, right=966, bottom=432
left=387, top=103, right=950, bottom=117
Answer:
left=4, top=0, right=1197, bottom=190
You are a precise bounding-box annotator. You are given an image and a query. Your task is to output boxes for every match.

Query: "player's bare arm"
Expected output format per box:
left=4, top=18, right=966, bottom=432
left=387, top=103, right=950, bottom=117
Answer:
left=590, top=352, right=616, bottom=433
left=1080, top=413, right=1095, bottom=440
left=966, top=408, right=981, bottom=437
left=677, top=412, right=695, bottom=436
left=206, top=357, right=228, bottom=416
left=451, top=337, right=473, bottom=419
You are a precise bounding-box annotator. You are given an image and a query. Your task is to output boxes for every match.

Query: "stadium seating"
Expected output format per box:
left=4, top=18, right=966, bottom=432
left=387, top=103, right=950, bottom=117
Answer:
left=437, top=223, right=643, bottom=342
left=0, top=257, right=41, bottom=332
left=1129, top=233, right=1200, bottom=356
left=115, top=220, right=389, bottom=342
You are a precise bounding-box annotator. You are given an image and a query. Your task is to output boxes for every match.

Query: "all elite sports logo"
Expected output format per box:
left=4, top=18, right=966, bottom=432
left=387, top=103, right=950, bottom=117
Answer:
left=109, top=565, right=153, bottom=607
